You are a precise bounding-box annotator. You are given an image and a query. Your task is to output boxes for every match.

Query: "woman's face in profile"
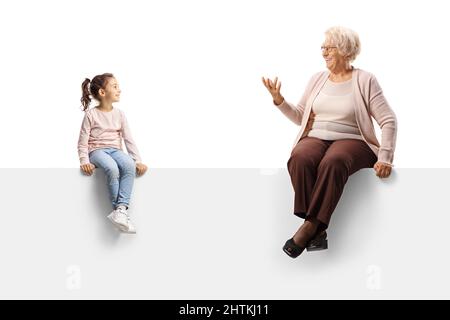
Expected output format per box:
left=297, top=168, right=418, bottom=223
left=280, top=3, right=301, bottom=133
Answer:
left=321, top=39, right=347, bottom=71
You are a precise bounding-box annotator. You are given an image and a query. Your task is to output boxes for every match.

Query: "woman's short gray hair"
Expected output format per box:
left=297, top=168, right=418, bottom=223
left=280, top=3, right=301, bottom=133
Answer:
left=325, top=26, right=361, bottom=62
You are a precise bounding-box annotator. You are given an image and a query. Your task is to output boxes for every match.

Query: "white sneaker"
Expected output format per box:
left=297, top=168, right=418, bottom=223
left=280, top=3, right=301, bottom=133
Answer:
left=121, top=209, right=137, bottom=234
left=107, top=208, right=129, bottom=231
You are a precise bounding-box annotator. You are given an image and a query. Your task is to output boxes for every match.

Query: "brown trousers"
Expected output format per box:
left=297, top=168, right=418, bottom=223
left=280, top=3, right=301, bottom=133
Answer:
left=287, top=137, right=377, bottom=230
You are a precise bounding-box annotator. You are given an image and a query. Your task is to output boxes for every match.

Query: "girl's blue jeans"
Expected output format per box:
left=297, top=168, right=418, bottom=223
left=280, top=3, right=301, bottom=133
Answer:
left=89, top=148, right=136, bottom=209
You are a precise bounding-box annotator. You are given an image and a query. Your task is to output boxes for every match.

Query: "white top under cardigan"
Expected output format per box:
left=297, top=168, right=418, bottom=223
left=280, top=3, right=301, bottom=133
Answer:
left=307, top=78, right=363, bottom=141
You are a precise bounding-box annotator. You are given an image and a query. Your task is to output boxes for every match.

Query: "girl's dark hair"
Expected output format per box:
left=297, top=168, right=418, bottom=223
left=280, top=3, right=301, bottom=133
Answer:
left=80, top=73, right=114, bottom=111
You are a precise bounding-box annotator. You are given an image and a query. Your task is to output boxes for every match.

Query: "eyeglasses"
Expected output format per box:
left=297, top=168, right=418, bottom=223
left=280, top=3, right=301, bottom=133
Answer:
left=321, top=46, right=337, bottom=52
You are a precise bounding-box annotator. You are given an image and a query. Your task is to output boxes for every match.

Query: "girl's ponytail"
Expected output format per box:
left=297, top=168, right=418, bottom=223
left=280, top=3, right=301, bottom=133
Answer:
left=80, top=73, right=114, bottom=112
left=81, top=78, right=91, bottom=111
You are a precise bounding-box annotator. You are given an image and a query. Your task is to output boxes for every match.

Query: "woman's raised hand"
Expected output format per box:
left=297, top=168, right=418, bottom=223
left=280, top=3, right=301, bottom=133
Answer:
left=262, top=77, right=284, bottom=105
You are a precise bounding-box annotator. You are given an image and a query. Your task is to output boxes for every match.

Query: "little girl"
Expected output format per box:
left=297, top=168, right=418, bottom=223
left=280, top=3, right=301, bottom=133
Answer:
left=78, top=73, right=147, bottom=234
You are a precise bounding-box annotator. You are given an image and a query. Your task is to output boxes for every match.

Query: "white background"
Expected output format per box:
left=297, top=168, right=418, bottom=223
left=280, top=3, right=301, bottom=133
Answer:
left=0, top=0, right=448, bottom=168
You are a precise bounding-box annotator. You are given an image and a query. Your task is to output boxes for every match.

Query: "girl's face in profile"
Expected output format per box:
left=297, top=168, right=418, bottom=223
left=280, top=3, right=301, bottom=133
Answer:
left=101, top=77, right=121, bottom=103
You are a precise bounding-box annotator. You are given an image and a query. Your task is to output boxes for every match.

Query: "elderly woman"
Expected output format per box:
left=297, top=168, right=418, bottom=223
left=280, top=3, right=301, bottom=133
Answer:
left=262, top=26, right=397, bottom=258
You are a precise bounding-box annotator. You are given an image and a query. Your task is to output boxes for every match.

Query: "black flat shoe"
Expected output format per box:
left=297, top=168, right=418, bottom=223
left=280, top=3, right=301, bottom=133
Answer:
left=306, top=231, right=328, bottom=251
left=283, top=238, right=306, bottom=258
